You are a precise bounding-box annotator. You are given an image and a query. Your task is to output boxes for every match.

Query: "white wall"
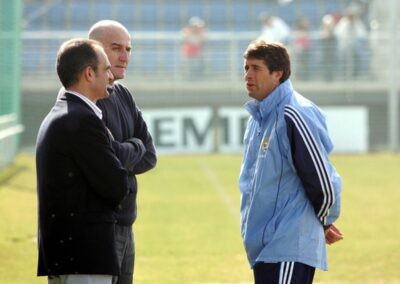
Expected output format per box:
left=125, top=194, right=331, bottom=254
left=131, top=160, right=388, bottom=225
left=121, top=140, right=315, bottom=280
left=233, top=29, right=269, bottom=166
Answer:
left=143, top=106, right=368, bottom=154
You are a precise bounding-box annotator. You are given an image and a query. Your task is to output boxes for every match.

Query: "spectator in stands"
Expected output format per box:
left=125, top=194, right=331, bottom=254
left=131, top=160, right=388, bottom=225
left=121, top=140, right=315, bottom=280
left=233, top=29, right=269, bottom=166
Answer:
left=239, top=40, right=343, bottom=284
left=181, top=16, right=207, bottom=79
left=36, top=38, right=129, bottom=284
left=320, top=13, right=338, bottom=81
left=292, top=16, right=312, bottom=80
left=334, top=4, right=368, bottom=78
left=258, top=12, right=291, bottom=44
left=90, top=20, right=157, bottom=284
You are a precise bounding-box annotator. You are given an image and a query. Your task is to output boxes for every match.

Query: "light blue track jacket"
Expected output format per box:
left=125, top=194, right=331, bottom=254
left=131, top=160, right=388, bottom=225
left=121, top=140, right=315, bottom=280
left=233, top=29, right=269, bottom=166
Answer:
left=239, top=79, right=342, bottom=270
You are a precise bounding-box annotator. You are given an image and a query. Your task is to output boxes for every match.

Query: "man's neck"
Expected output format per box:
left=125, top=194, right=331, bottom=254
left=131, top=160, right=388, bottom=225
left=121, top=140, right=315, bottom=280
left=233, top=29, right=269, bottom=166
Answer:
left=67, top=86, right=97, bottom=104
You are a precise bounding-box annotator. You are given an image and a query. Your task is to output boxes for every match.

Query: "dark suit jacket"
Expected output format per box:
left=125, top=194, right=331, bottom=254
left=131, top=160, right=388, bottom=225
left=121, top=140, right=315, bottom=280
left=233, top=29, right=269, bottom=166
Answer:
left=36, top=93, right=129, bottom=276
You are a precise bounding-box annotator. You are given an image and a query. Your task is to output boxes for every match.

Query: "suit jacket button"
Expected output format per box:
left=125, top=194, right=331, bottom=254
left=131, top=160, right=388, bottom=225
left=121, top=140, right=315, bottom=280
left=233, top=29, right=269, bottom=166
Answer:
left=70, top=213, right=74, bottom=217
left=51, top=214, right=56, bottom=218
left=68, top=172, right=74, bottom=177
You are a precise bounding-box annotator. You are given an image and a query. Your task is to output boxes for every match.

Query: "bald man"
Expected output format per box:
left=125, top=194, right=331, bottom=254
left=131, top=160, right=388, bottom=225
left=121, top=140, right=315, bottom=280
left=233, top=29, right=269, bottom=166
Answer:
left=91, top=20, right=157, bottom=284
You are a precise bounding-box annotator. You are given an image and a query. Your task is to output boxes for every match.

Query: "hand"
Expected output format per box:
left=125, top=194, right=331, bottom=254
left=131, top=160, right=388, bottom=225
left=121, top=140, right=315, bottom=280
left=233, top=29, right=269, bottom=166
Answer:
left=325, top=224, right=344, bottom=245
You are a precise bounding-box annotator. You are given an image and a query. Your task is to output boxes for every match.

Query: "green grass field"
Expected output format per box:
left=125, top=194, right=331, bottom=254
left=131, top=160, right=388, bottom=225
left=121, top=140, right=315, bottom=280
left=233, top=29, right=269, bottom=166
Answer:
left=0, top=153, right=399, bottom=284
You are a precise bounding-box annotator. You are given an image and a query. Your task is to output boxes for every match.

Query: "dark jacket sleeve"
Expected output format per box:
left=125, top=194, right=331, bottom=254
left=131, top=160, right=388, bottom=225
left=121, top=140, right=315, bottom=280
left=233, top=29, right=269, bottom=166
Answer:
left=284, top=106, right=336, bottom=225
left=70, top=114, right=129, bottom=209
left=109, top=137, right=146, bottom=172
left=104, top=104, right=156, bottom=174
left=130, top=107, right=157, bottom=174
left=99, top=85, right=157, bottom=175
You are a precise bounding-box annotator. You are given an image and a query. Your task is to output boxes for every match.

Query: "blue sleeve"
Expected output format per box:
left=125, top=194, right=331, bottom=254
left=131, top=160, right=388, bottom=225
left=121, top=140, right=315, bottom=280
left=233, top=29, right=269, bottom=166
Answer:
left=284, top=105, right=341, bottom=225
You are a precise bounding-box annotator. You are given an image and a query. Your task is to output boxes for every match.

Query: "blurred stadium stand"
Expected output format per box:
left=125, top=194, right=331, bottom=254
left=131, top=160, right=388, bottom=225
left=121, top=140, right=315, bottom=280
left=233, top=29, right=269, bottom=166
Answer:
left=19, top=0, right=400, bottom=152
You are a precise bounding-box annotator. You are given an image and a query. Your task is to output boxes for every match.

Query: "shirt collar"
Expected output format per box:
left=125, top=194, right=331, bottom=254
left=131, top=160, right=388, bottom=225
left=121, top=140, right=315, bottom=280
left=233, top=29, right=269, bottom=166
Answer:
left=65, top=90, right=103, bottom=119
left=244, top=79, right=293, bottom=123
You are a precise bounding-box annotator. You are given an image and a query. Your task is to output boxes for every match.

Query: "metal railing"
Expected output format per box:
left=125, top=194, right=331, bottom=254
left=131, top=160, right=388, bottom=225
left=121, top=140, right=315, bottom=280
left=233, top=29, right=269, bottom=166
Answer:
left=21, top=30, right=383, bottom=83
left=0, top=114, right=24, bottom=169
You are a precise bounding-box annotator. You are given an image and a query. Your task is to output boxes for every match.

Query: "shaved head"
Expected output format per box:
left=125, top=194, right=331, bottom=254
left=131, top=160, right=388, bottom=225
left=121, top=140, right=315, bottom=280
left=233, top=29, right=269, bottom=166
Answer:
left=88, top=20, right=130, bottom=42
left=88, top=20, right=132, bottom=81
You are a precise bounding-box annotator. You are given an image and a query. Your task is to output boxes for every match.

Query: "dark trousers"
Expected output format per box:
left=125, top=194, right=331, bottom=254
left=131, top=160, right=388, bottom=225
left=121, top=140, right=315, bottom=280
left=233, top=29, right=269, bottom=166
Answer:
left=253, top=262, right=315, bottom=284
left=112, top=225, right=135, bottom=284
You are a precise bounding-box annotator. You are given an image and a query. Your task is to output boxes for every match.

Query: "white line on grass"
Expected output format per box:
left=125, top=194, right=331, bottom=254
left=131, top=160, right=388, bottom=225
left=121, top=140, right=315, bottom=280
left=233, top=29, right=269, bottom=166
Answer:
left=198, top=160, right=238, bottom=218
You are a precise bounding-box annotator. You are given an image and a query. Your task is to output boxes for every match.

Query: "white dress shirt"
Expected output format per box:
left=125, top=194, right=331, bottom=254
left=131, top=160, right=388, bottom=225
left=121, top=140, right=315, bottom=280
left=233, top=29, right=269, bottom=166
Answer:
left=64, top=89, right=103, bottom=120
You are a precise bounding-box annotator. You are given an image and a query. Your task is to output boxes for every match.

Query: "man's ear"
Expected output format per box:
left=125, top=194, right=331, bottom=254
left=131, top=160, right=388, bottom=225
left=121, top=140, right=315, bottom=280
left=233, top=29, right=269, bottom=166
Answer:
left=82, top=66, right=95, bottom=83
left=274, top=70, right=283, bottom=81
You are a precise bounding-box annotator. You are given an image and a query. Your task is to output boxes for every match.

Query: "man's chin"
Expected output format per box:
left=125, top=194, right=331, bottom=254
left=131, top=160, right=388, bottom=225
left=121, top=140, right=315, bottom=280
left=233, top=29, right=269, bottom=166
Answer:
left=112, top=70, right=126, bottom=80
left=247, top=92, right=256, bottom=99
left=98, top=90, right=111, bottom=101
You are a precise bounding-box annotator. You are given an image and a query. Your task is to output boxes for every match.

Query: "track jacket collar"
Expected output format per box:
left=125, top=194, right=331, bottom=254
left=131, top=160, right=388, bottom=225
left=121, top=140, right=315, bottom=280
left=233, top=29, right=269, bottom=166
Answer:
left=244, top=79, right=293, bottom=124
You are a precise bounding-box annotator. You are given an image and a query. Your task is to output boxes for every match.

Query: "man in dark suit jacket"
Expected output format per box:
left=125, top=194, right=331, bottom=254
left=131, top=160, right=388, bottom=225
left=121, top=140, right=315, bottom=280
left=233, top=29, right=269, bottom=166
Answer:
left=36, top=38, right=129, bottom=284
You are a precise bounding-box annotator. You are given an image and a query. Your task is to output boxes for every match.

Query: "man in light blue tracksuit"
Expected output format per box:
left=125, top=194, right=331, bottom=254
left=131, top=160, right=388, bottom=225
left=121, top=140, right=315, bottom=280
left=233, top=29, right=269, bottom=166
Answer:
left=239, top=40, right=343, bottom=284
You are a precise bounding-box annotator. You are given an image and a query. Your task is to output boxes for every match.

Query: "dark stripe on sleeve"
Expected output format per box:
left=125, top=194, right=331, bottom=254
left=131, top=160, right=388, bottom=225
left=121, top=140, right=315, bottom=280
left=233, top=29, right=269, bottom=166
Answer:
left=284, top=105, right=334, bottom=224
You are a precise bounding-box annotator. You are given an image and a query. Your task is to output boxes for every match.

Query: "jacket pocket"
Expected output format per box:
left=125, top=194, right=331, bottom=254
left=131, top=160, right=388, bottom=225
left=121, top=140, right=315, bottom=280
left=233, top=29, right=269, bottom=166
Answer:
left=262, top=219, right=276, bottom=246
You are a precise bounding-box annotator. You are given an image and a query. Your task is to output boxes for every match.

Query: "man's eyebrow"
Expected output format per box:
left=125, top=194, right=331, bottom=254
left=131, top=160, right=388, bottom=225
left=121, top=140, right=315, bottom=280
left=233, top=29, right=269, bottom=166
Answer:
left=110, top=42, right=132, bottom=49
left=247, top=63, right=263, bottom=68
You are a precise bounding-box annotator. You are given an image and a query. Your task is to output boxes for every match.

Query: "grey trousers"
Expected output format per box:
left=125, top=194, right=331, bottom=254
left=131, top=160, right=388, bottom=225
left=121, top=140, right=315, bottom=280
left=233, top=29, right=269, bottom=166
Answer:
left=112, top=225, right=135, bottom=284
left=48, top=275, right=112, bottom=284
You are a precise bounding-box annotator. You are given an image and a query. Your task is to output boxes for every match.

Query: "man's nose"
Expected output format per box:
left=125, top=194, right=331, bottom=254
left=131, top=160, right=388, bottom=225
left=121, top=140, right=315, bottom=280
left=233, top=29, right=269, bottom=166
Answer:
left=120, top=50, right=129, bottom=62
left=108, top=70, right=114, bottom=82
left=244, top=70, right=252, bottom=80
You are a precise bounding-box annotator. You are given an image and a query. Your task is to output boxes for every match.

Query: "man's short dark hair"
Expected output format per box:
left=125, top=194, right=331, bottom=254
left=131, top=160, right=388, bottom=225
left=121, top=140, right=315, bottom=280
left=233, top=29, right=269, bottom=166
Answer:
left=56, top=38, right=102, bottom=88
left=244, top=40, right=291, bottom=83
